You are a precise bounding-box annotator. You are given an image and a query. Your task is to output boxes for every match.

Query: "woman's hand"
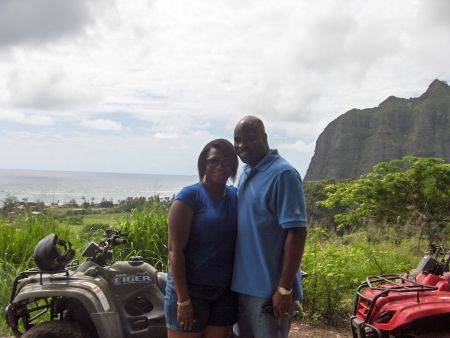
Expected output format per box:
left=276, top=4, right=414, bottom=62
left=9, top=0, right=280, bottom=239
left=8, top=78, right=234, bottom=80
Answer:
left=177, top=303, right=195, bottom=331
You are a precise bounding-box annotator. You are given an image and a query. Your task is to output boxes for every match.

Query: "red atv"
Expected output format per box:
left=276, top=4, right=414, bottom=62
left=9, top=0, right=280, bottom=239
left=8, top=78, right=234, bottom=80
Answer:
left=351, top=245, right=450, bottom=338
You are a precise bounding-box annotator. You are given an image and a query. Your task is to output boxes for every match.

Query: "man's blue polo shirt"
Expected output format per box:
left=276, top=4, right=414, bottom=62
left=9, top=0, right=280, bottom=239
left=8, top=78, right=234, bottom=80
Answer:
left=231, top=150, right=307, bottom=300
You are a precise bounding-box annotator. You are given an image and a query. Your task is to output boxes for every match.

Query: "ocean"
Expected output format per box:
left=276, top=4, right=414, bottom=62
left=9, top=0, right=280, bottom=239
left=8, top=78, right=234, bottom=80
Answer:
left=0, top=169, right=198, bottom=205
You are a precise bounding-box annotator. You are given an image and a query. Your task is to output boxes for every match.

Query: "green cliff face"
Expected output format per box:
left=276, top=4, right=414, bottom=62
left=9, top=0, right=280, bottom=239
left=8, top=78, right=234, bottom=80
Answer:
left=305, top=79, right=450, bottom=181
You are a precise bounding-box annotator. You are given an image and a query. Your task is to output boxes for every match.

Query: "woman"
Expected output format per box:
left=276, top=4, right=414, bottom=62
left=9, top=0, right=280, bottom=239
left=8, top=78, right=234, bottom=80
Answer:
left=164, top=139, right=239, bottom=338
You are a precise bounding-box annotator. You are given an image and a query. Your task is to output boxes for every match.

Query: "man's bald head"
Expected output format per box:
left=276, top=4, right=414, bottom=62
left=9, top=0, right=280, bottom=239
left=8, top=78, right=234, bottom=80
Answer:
left=234, top=115, right=270, bottom=167
left=234, top=115, right=266, bottom=136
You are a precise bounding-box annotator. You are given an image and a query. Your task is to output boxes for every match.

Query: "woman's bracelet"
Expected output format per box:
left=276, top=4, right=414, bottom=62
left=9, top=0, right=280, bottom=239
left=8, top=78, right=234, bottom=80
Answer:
left=177, top=298, right=191, bottom=307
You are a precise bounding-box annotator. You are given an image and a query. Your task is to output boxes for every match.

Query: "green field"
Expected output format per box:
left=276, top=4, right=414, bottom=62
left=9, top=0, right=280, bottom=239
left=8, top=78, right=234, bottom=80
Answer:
left=46, top=207, right=124, bottom=227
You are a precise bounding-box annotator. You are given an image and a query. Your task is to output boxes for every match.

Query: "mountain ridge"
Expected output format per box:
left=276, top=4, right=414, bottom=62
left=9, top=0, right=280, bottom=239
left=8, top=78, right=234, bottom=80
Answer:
left=305, top=79, right=450, bottom=181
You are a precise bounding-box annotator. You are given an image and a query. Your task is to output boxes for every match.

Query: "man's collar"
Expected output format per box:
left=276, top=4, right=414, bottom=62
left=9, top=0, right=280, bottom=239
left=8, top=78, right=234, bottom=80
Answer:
left=243, top=149, right=279, bottom=173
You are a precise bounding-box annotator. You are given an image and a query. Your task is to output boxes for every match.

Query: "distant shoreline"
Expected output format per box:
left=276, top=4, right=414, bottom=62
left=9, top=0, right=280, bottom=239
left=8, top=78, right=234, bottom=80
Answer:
left=0, top=169, right=198, bottom=205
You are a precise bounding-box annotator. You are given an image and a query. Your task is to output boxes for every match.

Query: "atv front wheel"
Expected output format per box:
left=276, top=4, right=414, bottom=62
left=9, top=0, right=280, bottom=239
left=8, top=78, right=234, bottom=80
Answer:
left=22, top=321, right=91, bottom=338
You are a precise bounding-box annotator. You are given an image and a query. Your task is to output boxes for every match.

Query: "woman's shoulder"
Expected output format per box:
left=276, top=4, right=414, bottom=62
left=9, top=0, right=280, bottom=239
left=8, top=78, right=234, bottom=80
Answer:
left=180, top=182, right=202, bottom=191
left=177, top=182, right=202, bottom=197
left=175, top=182, right=210, bottom=210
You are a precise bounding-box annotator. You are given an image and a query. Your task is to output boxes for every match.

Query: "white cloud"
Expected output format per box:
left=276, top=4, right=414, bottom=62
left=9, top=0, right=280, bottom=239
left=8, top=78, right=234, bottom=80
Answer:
left=0, top=110, right=54, bottom=125
left=277, top=140, right=316, bottom=154
left=0, top=0, right=112, bottom=47
left=4, top=62, right=101, bottom=111
left=80, top=119, right=122, bottom=131
left=0, top=129, right=210, bottom=175
left=0, top=0, right=449, bottom=175
left=155, top=132, right=181, bottom=140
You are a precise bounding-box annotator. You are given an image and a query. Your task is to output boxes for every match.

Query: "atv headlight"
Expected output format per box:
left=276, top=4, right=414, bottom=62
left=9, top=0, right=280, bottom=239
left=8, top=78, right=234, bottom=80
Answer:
left=376, top=310, right=396, bottom=323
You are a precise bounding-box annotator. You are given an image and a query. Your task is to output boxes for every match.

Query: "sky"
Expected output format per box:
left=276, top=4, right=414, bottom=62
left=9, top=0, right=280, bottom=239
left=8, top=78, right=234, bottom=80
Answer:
left=0, top=0, right=449, bottom=177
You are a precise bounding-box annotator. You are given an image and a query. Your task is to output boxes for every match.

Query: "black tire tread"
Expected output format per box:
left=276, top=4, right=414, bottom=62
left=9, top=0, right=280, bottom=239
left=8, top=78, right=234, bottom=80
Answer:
left=22, top=320, right=88, bottom=338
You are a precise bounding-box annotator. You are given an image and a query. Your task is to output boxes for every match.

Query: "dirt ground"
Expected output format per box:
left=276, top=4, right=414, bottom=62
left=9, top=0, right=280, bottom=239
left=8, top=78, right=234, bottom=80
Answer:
left=290, top=321, right=352, bottom=338
left=0, top=321, right=352, bottom=338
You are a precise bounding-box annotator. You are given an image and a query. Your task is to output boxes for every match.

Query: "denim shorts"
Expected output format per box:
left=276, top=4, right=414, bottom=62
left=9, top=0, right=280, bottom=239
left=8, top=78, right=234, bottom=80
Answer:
left=164, top=282, right=238, bottom=332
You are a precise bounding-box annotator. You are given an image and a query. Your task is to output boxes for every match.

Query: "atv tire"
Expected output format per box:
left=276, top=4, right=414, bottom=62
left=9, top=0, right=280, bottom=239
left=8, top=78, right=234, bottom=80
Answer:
left=22, top=320, right=91, bottom=338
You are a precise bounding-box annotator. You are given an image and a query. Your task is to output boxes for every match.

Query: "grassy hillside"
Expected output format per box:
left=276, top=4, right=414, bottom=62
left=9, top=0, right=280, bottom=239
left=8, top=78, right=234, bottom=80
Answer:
left=0, top=210, right=427, bottom=334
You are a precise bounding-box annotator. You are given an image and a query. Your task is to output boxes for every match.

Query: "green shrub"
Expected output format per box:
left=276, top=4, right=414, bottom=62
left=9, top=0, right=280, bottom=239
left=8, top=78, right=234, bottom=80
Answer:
left=301, top=227, right=421, bottom=322
left=67, top=215, right=83, bottom=225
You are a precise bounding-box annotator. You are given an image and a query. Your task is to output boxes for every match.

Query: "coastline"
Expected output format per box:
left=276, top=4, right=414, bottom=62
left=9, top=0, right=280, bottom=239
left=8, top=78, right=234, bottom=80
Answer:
left=0, top=168, right=197, bottom=205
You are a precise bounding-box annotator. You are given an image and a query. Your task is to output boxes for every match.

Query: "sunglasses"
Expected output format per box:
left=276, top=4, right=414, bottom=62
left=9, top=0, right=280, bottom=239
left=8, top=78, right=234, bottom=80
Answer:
left=206, top=157, right=233, bottom=167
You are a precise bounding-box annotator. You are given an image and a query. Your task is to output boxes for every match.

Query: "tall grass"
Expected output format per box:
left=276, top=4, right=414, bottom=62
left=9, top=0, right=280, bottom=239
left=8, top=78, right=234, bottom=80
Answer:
left=118, top=202, right=169, bottom=272
left=301, top=227, right=422, bottom=322
left=0, top=214, right=73, bottom=333
left=0, top=204, right=430, bottom=333
left=0, top=214, right=71, bottom=265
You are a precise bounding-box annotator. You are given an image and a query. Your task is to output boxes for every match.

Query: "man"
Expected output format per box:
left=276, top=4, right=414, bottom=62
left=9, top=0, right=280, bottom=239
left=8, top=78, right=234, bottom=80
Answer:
left=231, top=116, right=307, bottom=338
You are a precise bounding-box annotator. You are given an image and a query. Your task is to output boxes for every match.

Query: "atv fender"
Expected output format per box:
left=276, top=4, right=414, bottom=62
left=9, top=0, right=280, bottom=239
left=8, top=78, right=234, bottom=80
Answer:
left=12, top=282, right=125, bottom=338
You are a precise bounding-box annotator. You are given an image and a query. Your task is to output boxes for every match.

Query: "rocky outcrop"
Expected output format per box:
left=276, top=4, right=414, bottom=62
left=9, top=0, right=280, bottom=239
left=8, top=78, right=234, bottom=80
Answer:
left=305, top=79, right=450, bottom=181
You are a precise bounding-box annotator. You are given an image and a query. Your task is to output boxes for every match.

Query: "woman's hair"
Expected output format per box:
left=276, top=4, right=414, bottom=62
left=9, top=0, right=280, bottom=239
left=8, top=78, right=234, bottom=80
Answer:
left=197, top=138, right=238, bottom=182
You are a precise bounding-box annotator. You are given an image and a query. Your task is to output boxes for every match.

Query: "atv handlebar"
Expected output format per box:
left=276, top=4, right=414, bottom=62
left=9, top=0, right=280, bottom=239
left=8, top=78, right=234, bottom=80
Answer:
left=86, top=229, right=128, bottom=266
left=99, top=230, right=127, bottom=247
left=112, top=237, right=126, bottom=246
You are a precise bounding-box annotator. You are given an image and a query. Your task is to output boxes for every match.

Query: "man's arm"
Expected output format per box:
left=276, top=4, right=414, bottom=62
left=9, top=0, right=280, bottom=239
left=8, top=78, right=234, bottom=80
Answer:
left=272, top=226, right=307, bottom=318
left=271, top=169, right=307, bottom=317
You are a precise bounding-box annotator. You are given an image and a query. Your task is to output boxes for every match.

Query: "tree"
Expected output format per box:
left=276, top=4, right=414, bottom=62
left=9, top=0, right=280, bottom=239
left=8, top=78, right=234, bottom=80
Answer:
left=66, top=199, right=79, bottom=208
left=304, top=180, right=341, bottom=231
left=319, top=156, right=450, bottom=244
left=81, top=196, right=90, bottom=209
left=1, top=195, right=19, bottom=214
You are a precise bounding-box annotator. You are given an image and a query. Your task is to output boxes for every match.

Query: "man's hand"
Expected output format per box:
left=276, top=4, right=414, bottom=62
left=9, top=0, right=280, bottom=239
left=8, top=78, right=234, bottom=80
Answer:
left=272, top=290, right=293, bottom=318
left=274, top=226, right=306, bottom=318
